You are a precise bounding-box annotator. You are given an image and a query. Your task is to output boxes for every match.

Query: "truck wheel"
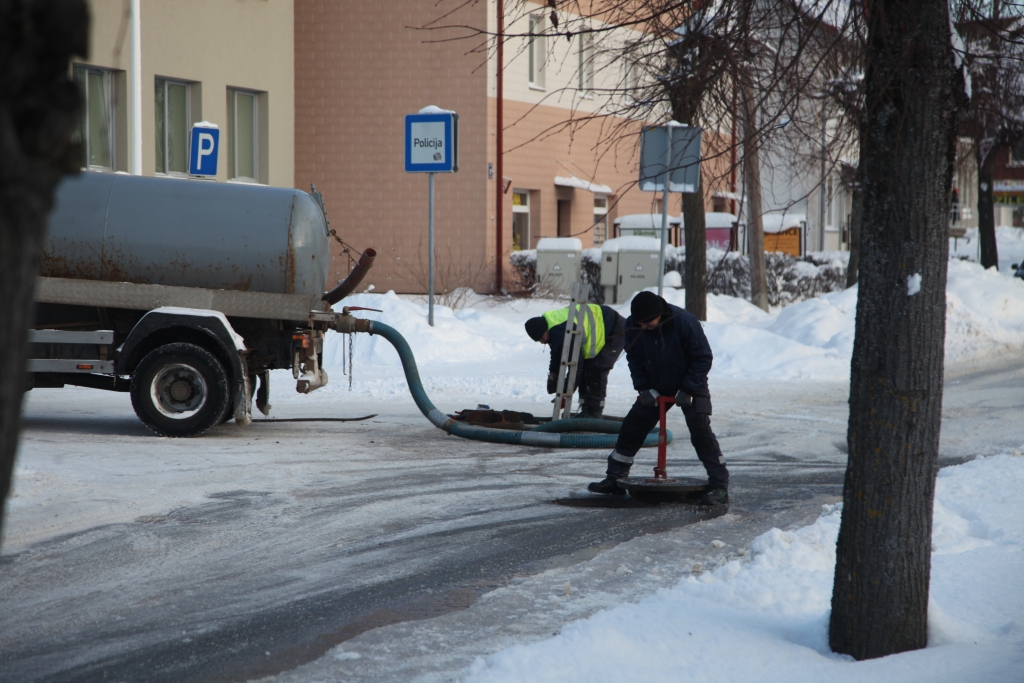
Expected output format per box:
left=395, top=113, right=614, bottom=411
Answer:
left=131, top=343, right=231, bottom=437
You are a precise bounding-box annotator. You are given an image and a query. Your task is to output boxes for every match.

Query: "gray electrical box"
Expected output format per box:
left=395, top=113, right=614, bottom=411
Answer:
left=536, top=237, right=583, bottom=296
left=599, top=236, right=661, bottom=304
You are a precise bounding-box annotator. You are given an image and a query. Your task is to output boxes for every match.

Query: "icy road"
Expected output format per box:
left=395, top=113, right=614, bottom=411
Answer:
left=2, top=354, right=1021, bottom=683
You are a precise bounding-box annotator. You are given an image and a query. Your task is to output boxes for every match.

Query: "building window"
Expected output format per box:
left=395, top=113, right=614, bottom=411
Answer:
left=593, top=195, right=609, bottom=245
left=74, top=65, right=115, bottom=170
left=528, top=15, right=546, bottom=88
left=155, top=78, right=190, bottom=175
left=1009, top=139, right=1024, bottom=167
left=512, top=190, right=530, bottom=251
left=578, top=31, right=594, bottom=94
left=622, top=41, right=640, bottom=102
left=228, top=88, right=259, bottom=181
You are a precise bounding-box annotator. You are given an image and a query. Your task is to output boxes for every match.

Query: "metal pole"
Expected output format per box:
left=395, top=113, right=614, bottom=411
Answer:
left=495, top=0, right=504, bottom=292
left=657, top=125, right=673, bottom=297
left=819, top=104, right=826, bottom=252
left=428, top=172, right=435, bottom=326
left=131, top=0, right=142, bottom=175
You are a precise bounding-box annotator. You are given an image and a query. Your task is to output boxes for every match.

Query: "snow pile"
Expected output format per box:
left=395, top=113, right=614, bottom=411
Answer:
left=324, top=291, right=531, bottom=369
left=944, top=258, right=1024, bottom=360
left=463, top=452, right=1024, bottom=683
left=323, top=258, right=1024, bottom=390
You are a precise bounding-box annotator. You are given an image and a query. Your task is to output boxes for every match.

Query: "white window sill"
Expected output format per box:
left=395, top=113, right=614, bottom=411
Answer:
left=529, top=83, right=546, bottom=91
left=227, top=177, right=262, bottom=185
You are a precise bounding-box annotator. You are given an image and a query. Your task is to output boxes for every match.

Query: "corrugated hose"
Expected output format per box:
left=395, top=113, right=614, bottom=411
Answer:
left=360, top=320, right=670, bottom=449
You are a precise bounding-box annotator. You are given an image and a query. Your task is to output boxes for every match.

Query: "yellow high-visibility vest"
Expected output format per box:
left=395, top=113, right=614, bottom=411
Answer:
left=542, top=304, right=605, bottom=359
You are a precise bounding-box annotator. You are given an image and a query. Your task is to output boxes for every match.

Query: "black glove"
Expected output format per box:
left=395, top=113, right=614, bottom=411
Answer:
left=674, top=390, right=693, bottom=408
left=639, top=389, right=660, bottom=407
left=547, top=373, right=558, bottom=394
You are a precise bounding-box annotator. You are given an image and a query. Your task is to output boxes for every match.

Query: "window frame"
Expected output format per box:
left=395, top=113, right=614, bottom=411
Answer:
left=578, top=31, right=595, bottom=95
left=528, top=15, right=546, bottom=89
left=227, top=87, right=260, bottom=183
left=155, top=77, right=192, bottom=176
left=74, top=65, right=116, bottom=171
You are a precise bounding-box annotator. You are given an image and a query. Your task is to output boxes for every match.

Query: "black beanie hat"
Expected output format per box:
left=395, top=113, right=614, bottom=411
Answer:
left=525, top=317, right=548, bottom=341
left=631, top=291, right=666, bottom=323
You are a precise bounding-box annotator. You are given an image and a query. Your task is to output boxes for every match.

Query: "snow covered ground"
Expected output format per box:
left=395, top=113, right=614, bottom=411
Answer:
left=456, top=453, right=1024, bottom=683
left=5, top=255, right=1024, bottom=682
left=254, top=258, right=1024, bottom=683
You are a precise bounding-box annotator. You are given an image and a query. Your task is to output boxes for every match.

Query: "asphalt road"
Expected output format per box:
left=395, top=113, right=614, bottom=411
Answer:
left=1, top=355, right=1020, bottom=683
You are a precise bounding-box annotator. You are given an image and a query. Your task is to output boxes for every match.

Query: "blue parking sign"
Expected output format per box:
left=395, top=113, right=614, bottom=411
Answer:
left=189, top=124, right=220, bottom=176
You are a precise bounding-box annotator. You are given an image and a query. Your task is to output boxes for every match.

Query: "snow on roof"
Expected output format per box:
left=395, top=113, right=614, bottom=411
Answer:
left=706, top=212, right=738, bottom=228
left=536, top=237, right=583, bottom=251
left=712, top=190, right=741, bottom=200
left=600, top=236, right=663, bottom=252
left=762, top=213, right=806, bottom=234
left=554, top=176, right=613, bottom=194
left=614, top=214, right=682, bottom=229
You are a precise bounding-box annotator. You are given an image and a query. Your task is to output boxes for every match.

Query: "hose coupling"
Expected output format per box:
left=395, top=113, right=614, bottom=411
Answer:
left=332, top=314, right=374, bottom=335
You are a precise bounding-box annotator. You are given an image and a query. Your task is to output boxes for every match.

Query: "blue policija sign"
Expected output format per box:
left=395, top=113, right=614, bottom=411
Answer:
left=189, top=123, right=220, bottom=177
left=405, top=111, right=458, bottom=173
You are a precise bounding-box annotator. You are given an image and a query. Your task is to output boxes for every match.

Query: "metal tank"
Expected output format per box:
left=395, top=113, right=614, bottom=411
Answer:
left=43, top=172, right=330, bottom=310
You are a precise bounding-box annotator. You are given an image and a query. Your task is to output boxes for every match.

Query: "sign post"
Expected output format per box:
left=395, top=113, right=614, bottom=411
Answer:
left=405, top=107, right=459, bottom=326
left=188, top=121, right=220, bottom=178
left=639, top=124, right=701, bottom=296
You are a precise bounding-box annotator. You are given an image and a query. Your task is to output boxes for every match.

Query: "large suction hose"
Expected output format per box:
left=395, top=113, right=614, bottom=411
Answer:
left=351, top=319, right=669, bottom=449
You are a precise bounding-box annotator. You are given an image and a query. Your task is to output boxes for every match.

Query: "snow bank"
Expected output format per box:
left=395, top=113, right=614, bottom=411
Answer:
left=945, top=258, right=1024, bottom=360
left=463, top=452, right=1024, bottom=683
left=324, top=259, right=1024, bottom=387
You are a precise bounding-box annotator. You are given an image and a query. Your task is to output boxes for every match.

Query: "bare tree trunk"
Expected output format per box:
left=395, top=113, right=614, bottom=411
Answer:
left=0, top=0, right=88, bottom=550
left=683, top=176, right=707, bottom=320
left=740, top=81, right=768, bottom=311
left=846, top=172, right=863, bottom=288
left=829, top=0, right=961, bottom=660
left=976, top=148, right=1000, bottom=269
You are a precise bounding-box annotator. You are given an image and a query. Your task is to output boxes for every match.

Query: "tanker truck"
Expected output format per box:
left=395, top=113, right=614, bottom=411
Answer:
left=28, top=171, right=375, bottom=437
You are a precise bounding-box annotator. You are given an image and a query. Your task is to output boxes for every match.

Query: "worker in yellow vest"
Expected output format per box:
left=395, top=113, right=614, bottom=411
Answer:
left=524, top=303, right=626, bottom=418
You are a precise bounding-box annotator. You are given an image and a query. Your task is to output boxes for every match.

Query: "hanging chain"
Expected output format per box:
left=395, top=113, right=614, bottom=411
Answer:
left=348, top=332, right=354, bottom=391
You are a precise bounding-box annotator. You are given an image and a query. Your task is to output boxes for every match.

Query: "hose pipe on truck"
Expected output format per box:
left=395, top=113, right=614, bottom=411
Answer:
left=333, top=315, right=670, bottom=449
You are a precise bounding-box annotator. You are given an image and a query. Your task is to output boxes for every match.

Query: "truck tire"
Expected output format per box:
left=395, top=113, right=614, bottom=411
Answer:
left=130, top=343, right=231, bottom=437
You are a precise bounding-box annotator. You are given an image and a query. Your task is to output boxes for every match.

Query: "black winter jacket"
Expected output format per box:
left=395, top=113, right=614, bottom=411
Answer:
left=547, top=305, right=623, bottom=376
left=624, top=303, right=712, bottom=397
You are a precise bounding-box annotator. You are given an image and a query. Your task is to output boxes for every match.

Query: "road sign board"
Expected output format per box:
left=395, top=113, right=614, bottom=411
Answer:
left=405, top=110, right=458, bottom=173
left=639, top=124, right=701, bottom=193
left=189, top=123, right=220, bottom=177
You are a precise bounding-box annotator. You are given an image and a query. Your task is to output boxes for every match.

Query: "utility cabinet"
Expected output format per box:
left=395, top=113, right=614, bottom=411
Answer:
left=536, top=237, right=582, bottom=296
left=599, top=236, right=662, bottom=304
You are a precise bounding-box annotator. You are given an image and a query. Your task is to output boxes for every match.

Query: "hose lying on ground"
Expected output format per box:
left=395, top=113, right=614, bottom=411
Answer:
left=357, top=320, right=670, bottom=449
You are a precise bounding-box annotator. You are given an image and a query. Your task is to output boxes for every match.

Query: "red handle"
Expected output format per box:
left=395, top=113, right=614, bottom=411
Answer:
left=654, top=395, right=675, bottom=479
left=342, top=306, right=383, bottom=313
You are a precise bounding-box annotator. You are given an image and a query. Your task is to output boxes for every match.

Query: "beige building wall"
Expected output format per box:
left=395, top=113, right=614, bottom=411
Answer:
left=81, top=0, right=294, bottom=186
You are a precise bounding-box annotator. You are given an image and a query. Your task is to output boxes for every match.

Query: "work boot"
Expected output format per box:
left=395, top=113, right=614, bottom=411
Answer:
left=578, top=404, right=604, bottom=419
left=588, top=476, right=626, bottom=495
left=699, top=487, right=729, bottom=506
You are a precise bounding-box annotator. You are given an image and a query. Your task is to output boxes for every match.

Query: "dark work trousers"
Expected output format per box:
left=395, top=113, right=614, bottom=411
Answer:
left=606, top=399, right=729, bottom=489
left=577, top=327, right=625, bottom=412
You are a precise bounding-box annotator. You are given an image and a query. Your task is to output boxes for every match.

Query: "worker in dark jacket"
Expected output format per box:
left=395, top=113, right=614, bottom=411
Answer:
left=588, top=291, right=729, bottom=505
left=525, top=303, right=625, bottom=418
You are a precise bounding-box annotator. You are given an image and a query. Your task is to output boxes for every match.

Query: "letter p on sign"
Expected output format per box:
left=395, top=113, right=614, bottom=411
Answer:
left=189, top=124, right=220, bottom=177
